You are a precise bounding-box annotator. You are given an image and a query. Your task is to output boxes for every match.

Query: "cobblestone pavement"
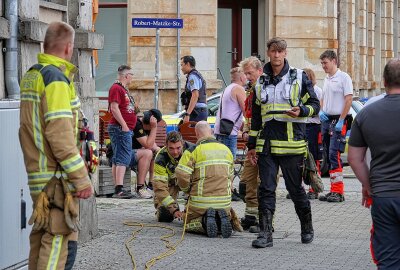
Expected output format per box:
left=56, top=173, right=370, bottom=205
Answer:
left=75, top=173, right=375, bottom=270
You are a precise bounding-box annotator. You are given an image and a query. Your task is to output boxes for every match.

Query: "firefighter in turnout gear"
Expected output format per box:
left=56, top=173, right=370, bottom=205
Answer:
left=248, top=38, right=320, bottom=248
left=153, top=131, right=194, bottom=222
left=238, top=57, right=263, bottom=232
left=176, top=121, right=235, bottom=238
left=19, top=22, right=93, bottom=270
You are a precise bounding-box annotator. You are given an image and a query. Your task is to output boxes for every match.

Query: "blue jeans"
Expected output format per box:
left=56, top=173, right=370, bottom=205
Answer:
left=107, top=124, right=133, bottom=167
left=215, top=134, right=237, bottom=159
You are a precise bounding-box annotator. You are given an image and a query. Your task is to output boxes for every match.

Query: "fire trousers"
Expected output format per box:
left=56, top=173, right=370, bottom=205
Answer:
left=240, top=159, right=259, bottom=219
left=29, top=197, right=79, bottom=270
left=153, top=184, right=180, bottom=215
left=258, top=153, right=310, bottom=212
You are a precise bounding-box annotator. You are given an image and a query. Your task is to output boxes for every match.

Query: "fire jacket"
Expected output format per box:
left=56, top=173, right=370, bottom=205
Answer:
left=176, top=137, right=233, bottom=211
left=19, top=53, right=91, bottom=198
left=153, top=141, right=194, bottom=214
left=248, top=60, right=320, bottom=155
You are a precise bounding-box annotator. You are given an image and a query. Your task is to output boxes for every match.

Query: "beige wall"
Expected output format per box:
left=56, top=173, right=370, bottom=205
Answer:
left=127, top=0, right=399, bottom=112
left=128, top=0, right=221, bottom=113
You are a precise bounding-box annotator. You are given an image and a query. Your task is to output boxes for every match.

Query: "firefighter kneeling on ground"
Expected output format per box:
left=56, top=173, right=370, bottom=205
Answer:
left=175, top=121, right=242, bottom=238
left=153, top=131, right=194, bottom=222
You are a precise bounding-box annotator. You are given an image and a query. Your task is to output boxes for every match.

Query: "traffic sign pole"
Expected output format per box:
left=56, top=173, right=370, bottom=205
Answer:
left=154, top=28, right=160, bottom=109
left=132, top=18, right=183, bottom=110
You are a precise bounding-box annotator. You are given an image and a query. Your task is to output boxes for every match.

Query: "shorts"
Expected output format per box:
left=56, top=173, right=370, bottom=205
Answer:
left=129, top=149, right=138, bottom=169
left=107, top=124, right=133, bottom=167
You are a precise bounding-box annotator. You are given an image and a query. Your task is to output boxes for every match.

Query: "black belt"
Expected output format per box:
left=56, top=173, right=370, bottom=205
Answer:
left=327, top=114, right=341, bottom=121
left=194, top=107, right=207, bottom=112
left=306, top=123, right=321, bottom=127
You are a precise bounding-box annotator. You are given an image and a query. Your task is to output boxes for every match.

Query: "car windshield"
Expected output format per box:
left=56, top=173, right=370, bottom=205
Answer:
left=207, top=95, right=221, bottom=116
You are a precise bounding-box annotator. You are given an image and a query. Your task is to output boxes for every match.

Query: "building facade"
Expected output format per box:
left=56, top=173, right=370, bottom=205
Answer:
left=0, top=2, right=102, bottom=267
left=96, top=0, right=400, bottom=113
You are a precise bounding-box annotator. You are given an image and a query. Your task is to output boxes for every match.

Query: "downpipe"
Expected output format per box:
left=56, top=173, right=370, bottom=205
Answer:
left=5, top=0, right=20, bottom=99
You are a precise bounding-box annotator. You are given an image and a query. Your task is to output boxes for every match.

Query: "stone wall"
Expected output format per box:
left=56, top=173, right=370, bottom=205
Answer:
left=128, top=0, right=222, bottom=113
left=267, top=0, right=399, bottom=97
left=270, top=0, right=337, bottom=88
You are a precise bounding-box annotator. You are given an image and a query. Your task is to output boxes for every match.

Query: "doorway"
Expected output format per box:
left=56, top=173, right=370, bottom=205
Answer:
left=217, top=0, right=259, bottom=87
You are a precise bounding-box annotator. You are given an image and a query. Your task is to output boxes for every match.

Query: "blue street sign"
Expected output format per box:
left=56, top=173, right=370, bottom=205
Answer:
left=132, top=18, right=183, bottom=29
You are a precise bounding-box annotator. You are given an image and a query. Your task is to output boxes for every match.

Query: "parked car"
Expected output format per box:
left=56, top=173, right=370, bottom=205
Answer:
left=163, top=92, right=222, bottom=133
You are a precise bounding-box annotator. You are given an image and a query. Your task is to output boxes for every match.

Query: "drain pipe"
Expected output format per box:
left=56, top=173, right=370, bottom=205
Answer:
left=176, top=0, right=181, bottom=112
left=4, top=0, right=20, bottom=99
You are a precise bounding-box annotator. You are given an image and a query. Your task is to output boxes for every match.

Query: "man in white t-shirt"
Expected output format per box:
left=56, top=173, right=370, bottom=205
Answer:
left=318, top=50, right=353, bottom=203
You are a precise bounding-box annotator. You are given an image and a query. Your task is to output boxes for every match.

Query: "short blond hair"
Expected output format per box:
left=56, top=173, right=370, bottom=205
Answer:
left=44, top=21, right=75, bottom=53
left=230, top=67, right=243, bottom=81
left=239, top=56, right=263, bottom=71
left=303, top=68, right=316, bottom=86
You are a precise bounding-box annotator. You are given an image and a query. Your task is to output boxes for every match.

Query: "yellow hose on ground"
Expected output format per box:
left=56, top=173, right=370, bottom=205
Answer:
left=123, top=202, right=190, bottom=270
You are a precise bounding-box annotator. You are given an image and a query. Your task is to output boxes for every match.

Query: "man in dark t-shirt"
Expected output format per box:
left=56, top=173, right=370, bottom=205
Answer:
left=131, top=109, right=162, bottom=196
left=348, top=58, right=400, bottom=268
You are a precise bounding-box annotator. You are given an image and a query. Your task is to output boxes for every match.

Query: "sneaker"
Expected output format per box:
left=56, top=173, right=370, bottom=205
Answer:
left=318, top=192, right=332, bottom=201
left=327, top=192, right=345, bottom=202
left=231, top=188, right=243, bottom=202
left=146, top=181, right=153, bottom=191
left=137, top=187, right=153, bottom=199
left=286, top=193, right=291, bottom=199
left=112, top=190, right=133, bottom=199
left=307, top=191, right=318, bottom=200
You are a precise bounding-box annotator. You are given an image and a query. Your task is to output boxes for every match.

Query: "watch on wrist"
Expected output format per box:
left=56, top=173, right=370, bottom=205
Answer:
left=183, top=112, right=190, bottom=117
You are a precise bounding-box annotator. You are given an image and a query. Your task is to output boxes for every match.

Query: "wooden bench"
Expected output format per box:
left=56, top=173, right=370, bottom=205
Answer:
left=155, top=119, right=167, bottom=147
left=98, top=109, right=112, bottom=160
left=179, top=121, right=198, bottom=144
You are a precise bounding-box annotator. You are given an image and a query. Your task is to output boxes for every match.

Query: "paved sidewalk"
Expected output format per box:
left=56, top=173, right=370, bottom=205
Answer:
left=75, top=176, right=375, bottom=270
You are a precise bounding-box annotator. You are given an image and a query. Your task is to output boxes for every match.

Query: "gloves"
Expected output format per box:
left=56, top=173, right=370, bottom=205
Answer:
left=318, top=111, right=329, bottom=122
left=28, top=191, right=50, bottom=231
left=61, top=178, right=79, bottom=232
left=335, top=119, right=345, bottom=132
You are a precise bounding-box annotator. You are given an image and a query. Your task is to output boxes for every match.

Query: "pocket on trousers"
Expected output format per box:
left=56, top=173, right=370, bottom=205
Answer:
left=334, top=132, right=346, bottom=154
left=47, top=208, right=73, bottom=235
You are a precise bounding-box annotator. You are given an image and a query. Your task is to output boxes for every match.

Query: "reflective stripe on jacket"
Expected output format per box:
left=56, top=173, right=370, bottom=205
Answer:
left=248, top=62, right=320, bottom=155
left=176, top=137, right=233, bottom=210
left=153, top=141, right=194, bottom=214
left=19, top=53, right=91, bottom=196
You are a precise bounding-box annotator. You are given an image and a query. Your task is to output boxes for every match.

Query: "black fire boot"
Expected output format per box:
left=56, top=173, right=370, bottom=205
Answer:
left=238, top=182, right=247, bottom=202
left=241, top=215, right=258, bottom=230
left=202, top=208, right=218, bottom=238
left=216, top=209, right=232, bottom=238
left=252, top=210, right=273, bottom=248
left=295, top=207, right=314, bottom=244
